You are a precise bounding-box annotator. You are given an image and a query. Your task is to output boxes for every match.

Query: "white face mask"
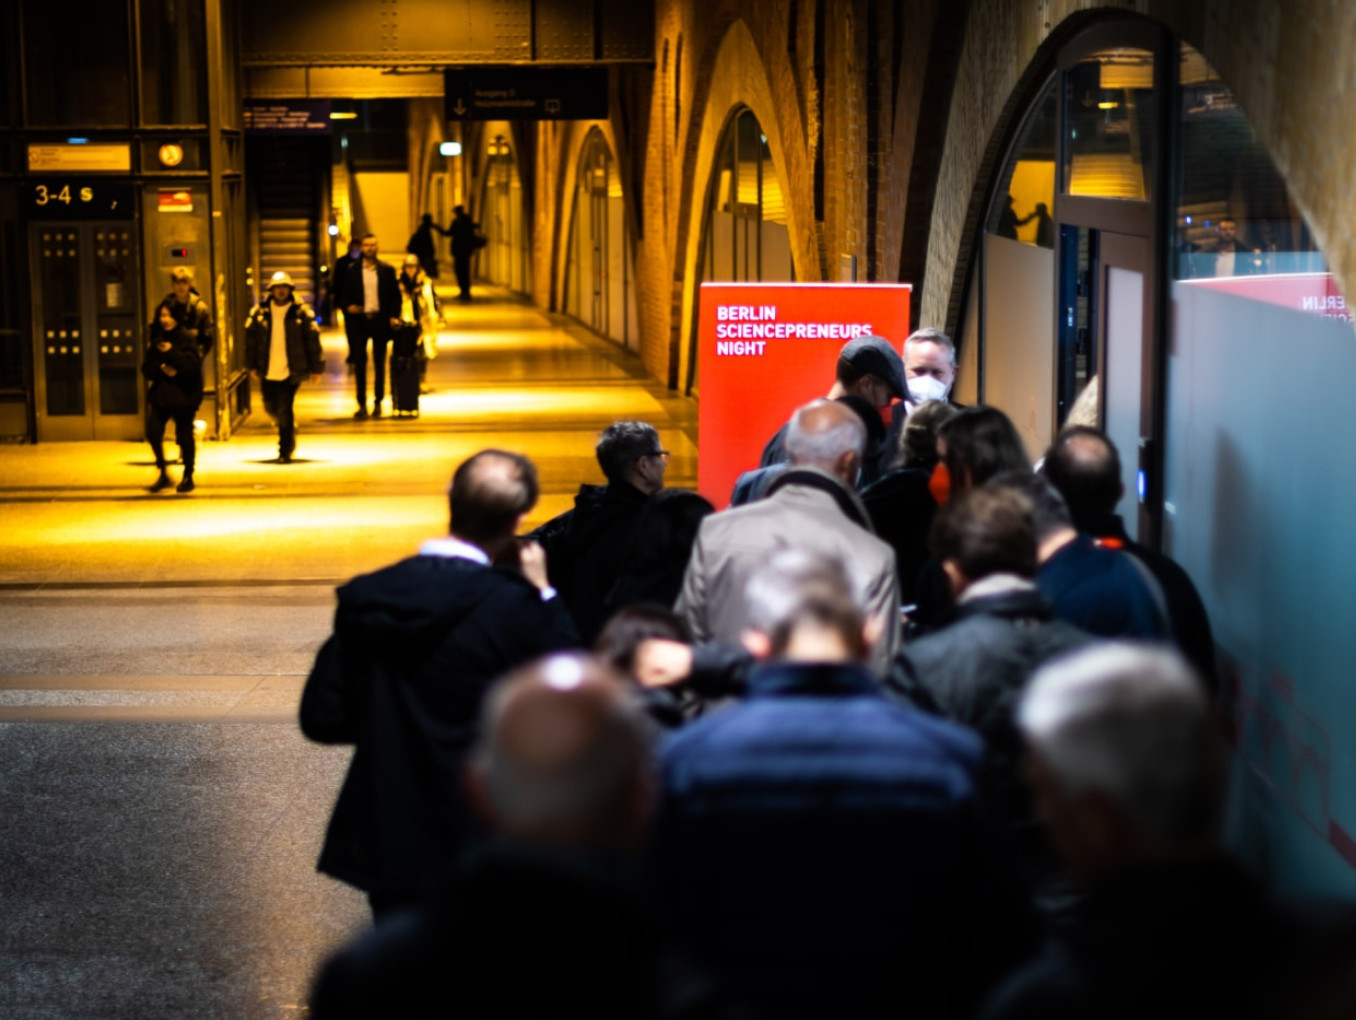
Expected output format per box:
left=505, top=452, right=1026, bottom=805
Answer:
left=907, top=375, right=950, bottom=404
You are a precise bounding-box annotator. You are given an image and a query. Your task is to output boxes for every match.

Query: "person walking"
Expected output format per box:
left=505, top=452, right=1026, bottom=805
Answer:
left=405, top=213, right=441, bottom=279
left=447, top=205, right=481, bottom=303
left=245, top=271, right=324, bottom=464
left=393, top=255, right=438, bottom=414
left=335, top=233, right=401, bottom=418
left=141, top=302, right=204, bottom=494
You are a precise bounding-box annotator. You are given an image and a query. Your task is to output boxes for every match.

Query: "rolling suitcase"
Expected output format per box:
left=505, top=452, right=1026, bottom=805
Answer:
left=390, top=353, right=420, bottom=417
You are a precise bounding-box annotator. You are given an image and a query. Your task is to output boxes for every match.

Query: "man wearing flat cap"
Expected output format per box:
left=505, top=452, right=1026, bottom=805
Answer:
left=245, top=271, right=324, bottom=463
left=758, top=334, right=906, bottom=482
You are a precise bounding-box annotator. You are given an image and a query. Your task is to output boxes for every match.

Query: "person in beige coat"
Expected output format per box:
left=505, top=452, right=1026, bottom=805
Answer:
left=675, top=400, right=901, bottom=675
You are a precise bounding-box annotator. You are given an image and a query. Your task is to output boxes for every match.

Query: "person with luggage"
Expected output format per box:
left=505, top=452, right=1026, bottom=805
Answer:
left=142, top=302, right=204, bottom=494
left=392, top=255, right=438, bottom=417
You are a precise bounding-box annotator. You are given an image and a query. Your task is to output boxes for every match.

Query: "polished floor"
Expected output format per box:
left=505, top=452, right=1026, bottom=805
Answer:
left=0, top=286, right=698, bottom=1017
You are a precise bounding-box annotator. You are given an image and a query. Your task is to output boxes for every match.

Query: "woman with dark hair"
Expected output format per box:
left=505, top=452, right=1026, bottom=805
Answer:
left=936, top=405, right=1032, bottom=496
left=594, top=603, right=697, bottom=728
left=141, top=302, right=203, bottom=493
left=862, top=400, right=959, bottom=603
left=909, top=405, right=1031, bottom=634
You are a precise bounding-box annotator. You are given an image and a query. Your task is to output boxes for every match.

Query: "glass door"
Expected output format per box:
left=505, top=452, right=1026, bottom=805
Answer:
left=31, top=222, right=143, bottom=440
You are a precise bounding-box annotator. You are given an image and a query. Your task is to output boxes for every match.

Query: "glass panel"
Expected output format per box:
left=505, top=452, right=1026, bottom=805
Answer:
left=1165, top=280, right=1356, bottom=897
left=981, top=234, right=1056, bottom=459
left=38, top=228, right=85, bottom=416
left=1064, top=47, right=1155, bottom=201
left=140, top=0, right=207, bottom=125
left=1103, top=265, right=1144, bottom=535
left=1172, top=44, right=1346, bottom=324
left=23, top=0, right=130, bottom=127
left=988, top=74, right=1057, bottom=247
left=94, top=227, right=139, bottom=415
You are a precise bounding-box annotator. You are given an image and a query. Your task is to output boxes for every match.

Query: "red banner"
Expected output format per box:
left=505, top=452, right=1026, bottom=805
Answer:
left=696, top=282, right=912, bottom=506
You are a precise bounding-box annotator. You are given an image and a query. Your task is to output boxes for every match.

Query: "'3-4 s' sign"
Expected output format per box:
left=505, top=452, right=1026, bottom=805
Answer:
left=26, top=182, right=135, bottom=220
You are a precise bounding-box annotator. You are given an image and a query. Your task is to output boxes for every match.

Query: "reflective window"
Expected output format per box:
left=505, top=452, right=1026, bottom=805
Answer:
left=1063, top=47, right=1155, bottom=201
left=23, top=0, right=130, bottom=127
left=987, top=74, right=1056, bottom=248
left=140, top=0, right=208, bottom=126
left=701, top=109, right=793, bottom=283
left=1172, top=44, right=1346, bottom=322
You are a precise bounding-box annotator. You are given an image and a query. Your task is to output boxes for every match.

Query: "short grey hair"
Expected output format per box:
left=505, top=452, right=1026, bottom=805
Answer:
left=784, top=400, right=866, bottom=470
left=743, top=548, right=865, bottom=656
left=905, top=327, right=956, bottom=366
left=1018, top=643, right=1223, bottom=846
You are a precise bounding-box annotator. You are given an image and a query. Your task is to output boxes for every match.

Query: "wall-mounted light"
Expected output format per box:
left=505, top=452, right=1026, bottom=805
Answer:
left=327, top=223, right=339, bottom=237
left=1097, top=101, right=1120, bottom=110
left=330, top=111, right=358, bottom=121
left=439, top=141, right=462, bottom=157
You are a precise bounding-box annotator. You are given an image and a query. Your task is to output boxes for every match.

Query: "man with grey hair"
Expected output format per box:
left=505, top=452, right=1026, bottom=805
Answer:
left=676, top=399, right=900, bottom=673
left=983, top=643, right=1293, bottom=1020
left=312, top=653, right=724, bottom=1018
left=658, top=548, right=1033, bottom=1019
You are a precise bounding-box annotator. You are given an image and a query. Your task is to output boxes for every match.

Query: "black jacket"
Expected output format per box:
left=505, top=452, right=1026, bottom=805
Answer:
left=861, top=465, right=938, bottom=604
left=530, top=481, right=651, bottom=644
left=886, top=581, right=1093, bottom=908
left=244, top=298, right=324, bottom=382
left=141, top=324, right=203, bottom=410
left=300, top=554, right=580, bottom=906
left=311, top=840, right=727, bottom=1020
left=336, top=257, right=401, bottom=319
left=982, top=856, right=1295, bottom=1020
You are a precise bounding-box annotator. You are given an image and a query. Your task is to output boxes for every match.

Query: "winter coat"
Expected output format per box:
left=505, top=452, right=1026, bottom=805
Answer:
left=141, top=324, right=203, bottom=410
left=299, top=553, right=580, bottom=907
left=244, top=297, right=324, bottom=382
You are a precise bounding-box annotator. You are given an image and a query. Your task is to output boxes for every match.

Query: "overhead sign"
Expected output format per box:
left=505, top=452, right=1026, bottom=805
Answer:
left=28, top=143, right=131, bottom=173
left=243, top=100, right=332, bottom=134
left=444, top=66, right=608, bottom=121
left=25, top=182, right=135, bottom=220
left=697, top=282, right=913, bottom=506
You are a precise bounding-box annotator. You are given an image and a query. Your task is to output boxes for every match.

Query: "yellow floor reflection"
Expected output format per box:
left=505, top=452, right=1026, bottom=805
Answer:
left=0, top=286, right=697, bottom=586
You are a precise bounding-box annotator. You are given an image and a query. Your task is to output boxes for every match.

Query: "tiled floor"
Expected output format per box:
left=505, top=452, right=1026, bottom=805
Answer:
left=0, top=287, right=698, bottom=1017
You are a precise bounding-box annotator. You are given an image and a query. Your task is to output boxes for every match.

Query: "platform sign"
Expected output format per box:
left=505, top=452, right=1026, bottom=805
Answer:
left=444, top=66, right=608, bottom=121
left=697, top=282, right=912, bottom=506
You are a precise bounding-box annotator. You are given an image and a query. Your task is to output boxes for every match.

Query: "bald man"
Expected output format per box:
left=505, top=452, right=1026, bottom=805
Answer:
left=311, top=654, right=723, bottom=1019
left=676, top=399, right=900, bottom=674
left=301, top=450, right=581, bottom=918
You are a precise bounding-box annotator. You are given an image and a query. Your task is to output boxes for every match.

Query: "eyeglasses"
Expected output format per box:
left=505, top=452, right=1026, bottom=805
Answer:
left=646, top=450, right=672, bottom=464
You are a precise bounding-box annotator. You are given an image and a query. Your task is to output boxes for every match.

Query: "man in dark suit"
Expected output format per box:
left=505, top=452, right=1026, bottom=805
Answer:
left=300, top=449, right=580, bottom=918
left=336, top=233, right=401, bottom=419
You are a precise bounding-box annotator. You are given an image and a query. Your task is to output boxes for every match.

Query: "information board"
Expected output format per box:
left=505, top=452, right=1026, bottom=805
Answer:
left=444, top=66, right=608, bottom=121
left=697, top=282, right=912, bottom=506
left=243, top=100, right=332, bottom=134
left=25, top=182, right=135, bottom=220
left=27, top=143, right=131, bottom=173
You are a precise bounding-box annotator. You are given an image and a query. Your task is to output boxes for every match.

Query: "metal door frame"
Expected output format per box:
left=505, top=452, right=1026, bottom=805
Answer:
left=30, top=221, right=144, bottom=442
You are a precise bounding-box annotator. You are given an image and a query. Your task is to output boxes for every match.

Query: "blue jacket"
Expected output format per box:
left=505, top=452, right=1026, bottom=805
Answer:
left=1037, top=534, right=1170, bottom=640
left=653, top=661, right=1035, bottom=1019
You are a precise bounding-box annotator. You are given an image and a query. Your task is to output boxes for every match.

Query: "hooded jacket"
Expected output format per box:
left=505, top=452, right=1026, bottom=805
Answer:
left=300, top=553, right=579, bottom=905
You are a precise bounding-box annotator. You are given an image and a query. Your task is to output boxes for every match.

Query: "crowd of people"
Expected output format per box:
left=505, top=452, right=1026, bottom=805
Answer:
left=296, top=328, right=1356, bottom=1018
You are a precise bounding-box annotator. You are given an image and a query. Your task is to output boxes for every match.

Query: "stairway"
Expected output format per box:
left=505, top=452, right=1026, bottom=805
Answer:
left=253, top=140, right=321, bottom=310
